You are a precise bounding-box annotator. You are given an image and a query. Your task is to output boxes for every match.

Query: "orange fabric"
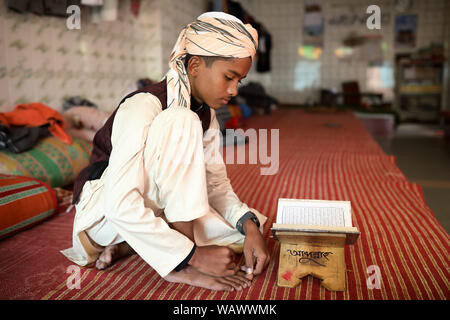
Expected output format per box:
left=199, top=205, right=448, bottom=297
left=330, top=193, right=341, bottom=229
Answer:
left=0, top=174, right=58, bottom=240
left=0, top=103, right=72, bottom=144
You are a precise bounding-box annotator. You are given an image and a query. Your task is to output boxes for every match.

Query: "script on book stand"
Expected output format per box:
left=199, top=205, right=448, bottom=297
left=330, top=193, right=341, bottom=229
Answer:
left=271, top=198, right=360, bottom=291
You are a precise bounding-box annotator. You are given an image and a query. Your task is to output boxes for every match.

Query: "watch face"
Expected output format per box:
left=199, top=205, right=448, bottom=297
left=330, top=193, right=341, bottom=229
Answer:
left=251, top=216, right=260, bottom=227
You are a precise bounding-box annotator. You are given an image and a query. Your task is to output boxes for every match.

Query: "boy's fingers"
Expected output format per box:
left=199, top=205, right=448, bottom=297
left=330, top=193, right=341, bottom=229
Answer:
left=240, top=265, right=252, bottom=274
left=240, top=266, right=254, bottom=280
left=253, top=252, right=269, bottom=275
left=254, top=257, right=264, bottom=275
left=265, top=254, right=271, bottom=268
left=243, top=249, right=255, bottom=274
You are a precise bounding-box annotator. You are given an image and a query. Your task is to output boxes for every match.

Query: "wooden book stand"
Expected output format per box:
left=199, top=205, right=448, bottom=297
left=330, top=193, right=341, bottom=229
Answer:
left=272, top=224, right=360, bottom=291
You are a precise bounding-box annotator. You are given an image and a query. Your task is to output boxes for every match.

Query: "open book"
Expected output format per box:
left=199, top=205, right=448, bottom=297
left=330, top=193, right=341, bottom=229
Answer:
left=271, top=198, right=360, bottom=244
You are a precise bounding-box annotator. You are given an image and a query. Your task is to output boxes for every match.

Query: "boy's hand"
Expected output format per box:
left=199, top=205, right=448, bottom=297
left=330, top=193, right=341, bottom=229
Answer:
left=242, top=220, right=270, bottom=279
left=188, top=245, right=239, bottom=276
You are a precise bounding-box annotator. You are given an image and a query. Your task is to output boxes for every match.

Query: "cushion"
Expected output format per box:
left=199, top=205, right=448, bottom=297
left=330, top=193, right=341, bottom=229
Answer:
left=0, top=174, right=58, bottom=240
left=0, top=136, right=92, bottom=188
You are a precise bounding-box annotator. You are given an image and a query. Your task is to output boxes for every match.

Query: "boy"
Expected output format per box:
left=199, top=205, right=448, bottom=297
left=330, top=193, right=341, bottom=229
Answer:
left=62, top=12, right=269, bottom=292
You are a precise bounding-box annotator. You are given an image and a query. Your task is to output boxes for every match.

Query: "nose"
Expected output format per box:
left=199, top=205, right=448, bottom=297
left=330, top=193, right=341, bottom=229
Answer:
left=227, top=81, right=238, bottom=97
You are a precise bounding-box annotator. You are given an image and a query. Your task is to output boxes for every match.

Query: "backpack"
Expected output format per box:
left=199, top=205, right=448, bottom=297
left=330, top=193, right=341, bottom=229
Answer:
left=0, top=124, right=50, bottom=153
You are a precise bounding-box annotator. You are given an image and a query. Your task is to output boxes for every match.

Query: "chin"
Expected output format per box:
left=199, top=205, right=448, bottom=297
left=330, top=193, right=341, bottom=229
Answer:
left=209, top=104, right=222, bottom=110
left=206, top=101, right=222, bottom=110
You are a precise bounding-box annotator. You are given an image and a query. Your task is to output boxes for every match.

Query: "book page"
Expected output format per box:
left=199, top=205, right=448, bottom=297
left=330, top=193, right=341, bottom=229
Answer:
left=276, top=199, right=352, bottom=227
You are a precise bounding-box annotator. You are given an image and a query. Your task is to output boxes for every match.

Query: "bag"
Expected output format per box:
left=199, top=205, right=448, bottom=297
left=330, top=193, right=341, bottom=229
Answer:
left=0, top=124, right=50, bottom=153
left=239, top=103, right=252, bottom=118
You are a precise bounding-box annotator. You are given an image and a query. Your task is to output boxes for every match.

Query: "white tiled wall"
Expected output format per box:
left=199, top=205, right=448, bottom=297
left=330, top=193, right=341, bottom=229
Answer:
left=239, top=0, right=450, bottom=106
left=0, top=0, right=206, bottom=113
left=159, top=0, right=207, bottom=72
left=1, top=0, right=448, bottom=111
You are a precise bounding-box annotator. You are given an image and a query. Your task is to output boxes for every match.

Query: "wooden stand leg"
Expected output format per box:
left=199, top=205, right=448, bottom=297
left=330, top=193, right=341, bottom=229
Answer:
left=277, top=232, right=347, bottom=291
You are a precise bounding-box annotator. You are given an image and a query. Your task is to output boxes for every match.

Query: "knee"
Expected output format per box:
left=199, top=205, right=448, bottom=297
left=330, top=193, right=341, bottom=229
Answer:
left=148, top=106, right=205, bottom=164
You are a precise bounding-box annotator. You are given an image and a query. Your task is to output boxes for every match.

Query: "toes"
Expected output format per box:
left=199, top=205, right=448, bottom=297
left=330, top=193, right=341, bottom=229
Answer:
left=95, top=247, right=113, bottom=270
left=228, top=274, right=252, bottom=289
left=95, top=258, right=108, bottom=270
left=217, top=277, right=245, bottom=291
left=162, top=266, right=248, bottom=292
left=224, top=277, right=245, bottom=290
left=212, top=281, right=234, bottom=292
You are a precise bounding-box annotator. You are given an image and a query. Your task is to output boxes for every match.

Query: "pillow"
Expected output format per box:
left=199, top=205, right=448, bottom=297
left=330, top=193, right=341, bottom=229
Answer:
left=0, top=136, right=92, bottom=188
left=0, top=174, right=58, bottom=240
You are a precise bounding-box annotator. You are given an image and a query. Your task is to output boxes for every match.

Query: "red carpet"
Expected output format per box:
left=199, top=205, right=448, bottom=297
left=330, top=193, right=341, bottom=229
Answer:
left=0, top=109, right=448, bottom=300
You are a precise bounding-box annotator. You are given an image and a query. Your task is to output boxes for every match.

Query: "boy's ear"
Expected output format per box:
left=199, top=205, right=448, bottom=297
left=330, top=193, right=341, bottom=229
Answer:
left=187, top=56, right=202, bottom=76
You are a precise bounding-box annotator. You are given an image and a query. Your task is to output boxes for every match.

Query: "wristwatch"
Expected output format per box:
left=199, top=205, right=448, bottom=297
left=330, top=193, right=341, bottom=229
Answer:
left=236, top=211, right=260, bottom=235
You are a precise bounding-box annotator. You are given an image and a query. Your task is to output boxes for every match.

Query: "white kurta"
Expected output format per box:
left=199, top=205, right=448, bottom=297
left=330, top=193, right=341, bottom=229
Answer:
left=61, top=92, right=266, bottom=277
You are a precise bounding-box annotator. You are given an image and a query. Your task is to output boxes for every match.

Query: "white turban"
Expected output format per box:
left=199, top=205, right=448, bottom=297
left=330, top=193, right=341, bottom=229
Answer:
left=166, top=12, right=258, bottom=110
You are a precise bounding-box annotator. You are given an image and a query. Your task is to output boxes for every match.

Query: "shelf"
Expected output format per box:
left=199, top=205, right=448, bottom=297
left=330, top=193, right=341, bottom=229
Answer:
left=399, top=93, right=442, bottom=96
left=398, top=58, right=445, bottom=66
left=399, top=85, right=442, bottom=95
left=395, top=51, right=444, bottom=123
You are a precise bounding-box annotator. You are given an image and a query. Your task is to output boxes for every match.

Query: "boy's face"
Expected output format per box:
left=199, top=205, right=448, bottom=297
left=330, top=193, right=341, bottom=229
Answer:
left=188, top=56, right=252, bottom=109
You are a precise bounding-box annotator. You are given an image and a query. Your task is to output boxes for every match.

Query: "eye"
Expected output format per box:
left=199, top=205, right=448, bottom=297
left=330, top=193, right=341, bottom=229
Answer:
left=225, top=75, right=233, bottom=81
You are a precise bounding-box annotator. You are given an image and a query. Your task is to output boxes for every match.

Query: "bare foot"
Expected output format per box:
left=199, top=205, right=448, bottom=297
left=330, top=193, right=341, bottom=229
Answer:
left=96, top=242, right=135, bottom=270
left=164, top=266, right=252, bottom=292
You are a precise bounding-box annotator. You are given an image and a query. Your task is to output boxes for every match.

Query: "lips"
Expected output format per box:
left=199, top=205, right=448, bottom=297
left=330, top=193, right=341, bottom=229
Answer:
left=221, top=98, right=230, bottom=105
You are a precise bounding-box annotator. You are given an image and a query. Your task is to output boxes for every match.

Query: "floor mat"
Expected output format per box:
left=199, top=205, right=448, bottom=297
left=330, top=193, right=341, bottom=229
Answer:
left=1, top=109, right=448, bottom=300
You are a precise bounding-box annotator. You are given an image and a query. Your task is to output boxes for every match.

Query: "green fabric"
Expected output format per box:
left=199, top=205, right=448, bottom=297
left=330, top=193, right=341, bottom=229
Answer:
left=0, top=137, right=92, bottom=188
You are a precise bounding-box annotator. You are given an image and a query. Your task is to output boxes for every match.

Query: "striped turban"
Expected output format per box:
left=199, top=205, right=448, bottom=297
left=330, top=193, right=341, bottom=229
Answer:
left=166, top=12, right=258, bottom=110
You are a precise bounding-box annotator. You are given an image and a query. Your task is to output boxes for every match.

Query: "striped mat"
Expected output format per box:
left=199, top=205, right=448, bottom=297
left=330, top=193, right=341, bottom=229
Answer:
left=0, top=109, right=448, bottom=300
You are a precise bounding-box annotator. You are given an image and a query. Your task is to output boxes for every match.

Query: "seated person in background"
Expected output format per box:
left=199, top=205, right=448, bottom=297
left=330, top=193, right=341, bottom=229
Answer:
left=62, top=12, right=270, bottom=292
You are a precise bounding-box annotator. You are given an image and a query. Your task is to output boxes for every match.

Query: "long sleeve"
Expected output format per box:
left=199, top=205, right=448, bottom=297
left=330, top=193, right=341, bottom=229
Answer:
left=102, top=93, right=197, bottom=277
left=203, top=109, right=264, bottom=228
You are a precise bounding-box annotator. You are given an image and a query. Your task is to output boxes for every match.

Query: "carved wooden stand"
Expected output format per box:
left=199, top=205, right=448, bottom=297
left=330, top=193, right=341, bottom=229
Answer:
left=274, top=231, right=356, bottom=291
